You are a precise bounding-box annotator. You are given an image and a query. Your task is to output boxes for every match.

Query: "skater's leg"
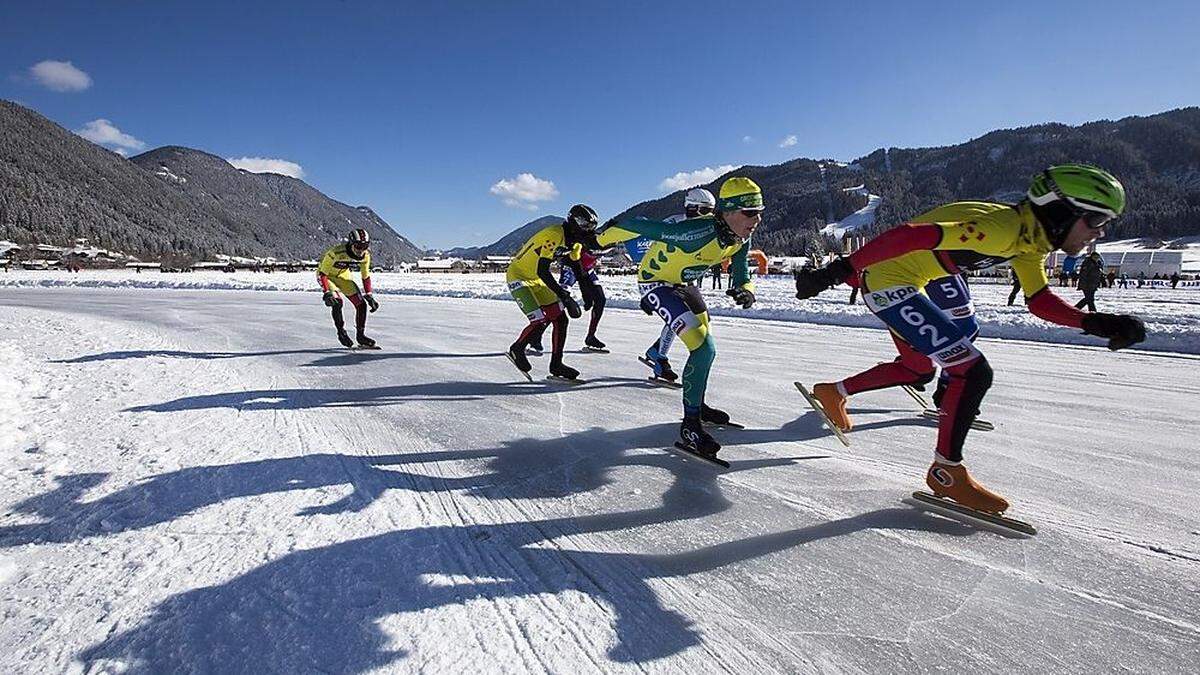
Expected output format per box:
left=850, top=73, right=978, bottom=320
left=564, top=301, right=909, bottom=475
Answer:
left=935, top=355, right=992, bottom=463
left=586, top=283, right=606, bottom=340
left=548, top=304, right=569, bottom=369
left=658, top=321, right=676, bottom=356
left=841, top=333, right=936, bottom=395
left=329, top=296, right=346, bottom=332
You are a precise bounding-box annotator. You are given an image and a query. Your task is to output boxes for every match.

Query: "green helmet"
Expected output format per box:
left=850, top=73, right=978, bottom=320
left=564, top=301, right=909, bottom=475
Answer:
left=1027, top=163, right=1126, bottom=247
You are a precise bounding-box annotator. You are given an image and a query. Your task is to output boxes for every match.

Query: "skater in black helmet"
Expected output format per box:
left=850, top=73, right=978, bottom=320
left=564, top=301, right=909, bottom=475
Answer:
left=317, top=229, right=380, bottom=349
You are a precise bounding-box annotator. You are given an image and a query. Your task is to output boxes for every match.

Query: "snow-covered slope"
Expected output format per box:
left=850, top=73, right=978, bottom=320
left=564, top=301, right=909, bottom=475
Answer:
left=1, top=288, right=1198, bottom=672
left=820, top=185, right=882, bottom=240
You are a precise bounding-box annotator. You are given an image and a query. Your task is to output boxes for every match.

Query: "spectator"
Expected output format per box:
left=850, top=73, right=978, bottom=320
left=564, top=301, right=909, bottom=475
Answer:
left=1106, top=269, right=1116, bottom=288
left=1075, top=251, right=1105, bottom=312
left=710, top=263, right=723, bottom=289
left=1119, top=273, right=1128, bottom=288
left=1137, top=271, right=1146, bottom=288
left=1007, top=274, right=1022, bottom=306
left=1058, top=268, right=1069, bottom=287
left=1171, top=271, right=1181, bottom=289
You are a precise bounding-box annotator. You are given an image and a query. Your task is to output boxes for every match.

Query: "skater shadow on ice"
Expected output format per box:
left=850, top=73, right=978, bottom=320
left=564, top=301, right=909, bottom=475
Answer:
left=76, top=472, right=970, bottom=673
left=53, top=348, right=505, bottom=365
left=124, top=377, right=660, bottom=413
left=0, top=421, right=808, bottom=548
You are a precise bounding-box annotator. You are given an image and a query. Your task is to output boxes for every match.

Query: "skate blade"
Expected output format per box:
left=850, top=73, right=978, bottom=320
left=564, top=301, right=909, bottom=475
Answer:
left=918, top=409, right=995, bottom=431
left=581, top=346, right=611, bottom=353
left=793, top=382, right=850, bottom=447
left=505, top=353, right=534, bottom=382
left=901, top=385, right=931, bottom=409
left=546, top=375, right=586, bottom=384
left=355, top=345, right=382, bottom=350
left=704, top=420, right=745, bottom=429
left=647, top=377, right=682, bottom=389
left=526, top=348, right=544, bottom=356
left=670, top=442, right=730, bottom=468
left=904, top=491, right=1036, bottom=538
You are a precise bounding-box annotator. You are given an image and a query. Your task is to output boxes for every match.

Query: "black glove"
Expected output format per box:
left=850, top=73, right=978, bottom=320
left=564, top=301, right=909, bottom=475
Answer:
left=1082, top=313, right=1146, bottom=351
left=364, top=294, right=379, bottom=313
left=726, top=287, right=755, bottom=309
left=322, top=291, right=338, bottom=307
left=794, top=258, right=853, bottom=300
left=562, top=295, right=582, bottom=319
left=639, top=295, right=654, bottom=316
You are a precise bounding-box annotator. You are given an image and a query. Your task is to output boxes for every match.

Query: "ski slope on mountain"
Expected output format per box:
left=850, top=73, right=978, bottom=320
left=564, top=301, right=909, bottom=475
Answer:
left=1, top=288, right=1198, bottom=673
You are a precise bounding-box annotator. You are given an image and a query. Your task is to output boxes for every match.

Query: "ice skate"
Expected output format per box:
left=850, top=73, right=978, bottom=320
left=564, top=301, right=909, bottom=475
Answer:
left=812, top=382, right=852, bottom=431
left=925, top=462, right=1010, bottom=514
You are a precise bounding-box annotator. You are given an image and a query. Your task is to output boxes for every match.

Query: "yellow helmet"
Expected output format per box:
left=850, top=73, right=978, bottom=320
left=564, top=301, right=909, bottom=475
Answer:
left=717, top=177, right=764, bottom=212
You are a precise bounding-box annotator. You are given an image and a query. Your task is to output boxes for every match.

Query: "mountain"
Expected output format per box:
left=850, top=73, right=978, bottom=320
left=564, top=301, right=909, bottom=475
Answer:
left=0, top=100, right=422, bottom=261
left=444, top=215, right=562, bottom=258
left=613, top=107, right=1200, bottom=255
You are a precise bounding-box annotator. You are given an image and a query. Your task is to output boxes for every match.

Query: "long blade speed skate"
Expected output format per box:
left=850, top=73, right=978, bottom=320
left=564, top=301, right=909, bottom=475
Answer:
left=794, top=382, right=850, bottom=447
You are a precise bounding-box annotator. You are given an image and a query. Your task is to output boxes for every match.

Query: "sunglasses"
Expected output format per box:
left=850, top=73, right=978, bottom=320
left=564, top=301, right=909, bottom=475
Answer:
left=740, top=209, right=764, bottom=218
left=1080, top=211, right=1112, bottom=230
left=692, top=206, right=714, bottom=215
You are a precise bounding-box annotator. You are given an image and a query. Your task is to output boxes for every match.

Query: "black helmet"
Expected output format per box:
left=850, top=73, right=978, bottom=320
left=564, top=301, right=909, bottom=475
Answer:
left=347, top=228, right=370, bottom=257
left=347, top=228, right=370, bottom=247
left=566, top=204, right=599, bottom=234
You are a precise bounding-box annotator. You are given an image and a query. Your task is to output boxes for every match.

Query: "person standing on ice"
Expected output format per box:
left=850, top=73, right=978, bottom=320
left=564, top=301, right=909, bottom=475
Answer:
left=504, top=204, right=596, bottom=381
left=794, top=164, right=1146, bottom=514
left=317, top=228, right=380, bottom=349
left=637, top=188, right=719, bottom=383
left=595, top=177, right=763, bottom=459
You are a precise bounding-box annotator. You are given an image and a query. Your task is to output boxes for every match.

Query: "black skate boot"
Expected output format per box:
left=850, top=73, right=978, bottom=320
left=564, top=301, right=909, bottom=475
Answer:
left=337, top=330, right=354, bottom=348
left=356, top=333, right=379, bottom=350
left=674, top=416, right=726, bottom=467
left=547, top=362, right=581, bottom=382
left=700, top=404, right=742, bottom=428
left=506, top=343, right=533, bottom=381
left=583, top=335, right=608, bottom=353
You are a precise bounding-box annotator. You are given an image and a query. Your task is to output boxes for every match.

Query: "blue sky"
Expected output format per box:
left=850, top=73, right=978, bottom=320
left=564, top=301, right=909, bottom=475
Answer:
left=3, top=1, right=1198, bottom=249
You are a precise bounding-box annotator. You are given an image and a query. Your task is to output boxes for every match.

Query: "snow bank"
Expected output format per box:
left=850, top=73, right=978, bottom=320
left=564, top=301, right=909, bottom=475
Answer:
left=3, top=270, right=1199, bottom=354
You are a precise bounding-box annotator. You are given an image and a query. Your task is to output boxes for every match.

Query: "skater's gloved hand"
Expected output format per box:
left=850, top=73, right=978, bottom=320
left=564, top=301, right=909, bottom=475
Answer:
left=794, top=258, right=852, bottom=300
left=562, top=296, right=582, bottom=319
left=726, top=287, right=755, bottom=309
left=1082, top=313, right=1146, bottom=351
left=364, top=293, right=379, bottom=313
left=322, top=291, right=338, bottom=307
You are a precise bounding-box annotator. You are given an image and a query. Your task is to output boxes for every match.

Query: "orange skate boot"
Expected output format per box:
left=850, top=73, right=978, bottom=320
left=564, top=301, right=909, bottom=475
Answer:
left=925, top=461, right=1009, bottom=514
left=812, top=383, right=852, bottom=431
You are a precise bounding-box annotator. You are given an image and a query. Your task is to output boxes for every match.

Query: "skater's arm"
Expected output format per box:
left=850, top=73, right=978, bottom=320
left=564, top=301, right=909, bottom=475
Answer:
left=728, top=242, right=754, bottom=291
left=360, top=252, right=373, bottom=294
left=1013, top=254, right=1084, bottom=328
left=597, top=218, right=711, bottom=252
left=317, top=273, right=332, bottom=291
left=847, top=224, right=942, bottom=270
left=537, top=257, right=570, bottom=300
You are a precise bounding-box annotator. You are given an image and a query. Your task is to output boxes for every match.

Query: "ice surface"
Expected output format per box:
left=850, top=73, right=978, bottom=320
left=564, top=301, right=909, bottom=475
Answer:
left=1, top=288, right=1197, bottom=673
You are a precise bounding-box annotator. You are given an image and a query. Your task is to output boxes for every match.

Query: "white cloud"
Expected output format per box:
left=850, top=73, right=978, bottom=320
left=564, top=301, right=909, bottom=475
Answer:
left=490, top=172, right=558, bottom=210
left=29, top=60, right=92, bottom=92
left=742, top=135, right=754, bottom=144
left=75, top=119, right=146, bottom=152
left=658, top=164, right=739, bottom=193
left=227, top=156, right=306, bottom=179
left=779, top=135, right=798, bottom=148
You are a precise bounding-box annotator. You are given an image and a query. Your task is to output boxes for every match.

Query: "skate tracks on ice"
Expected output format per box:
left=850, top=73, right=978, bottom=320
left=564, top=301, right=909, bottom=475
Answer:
left=1, top=288, right=1198, bottom=673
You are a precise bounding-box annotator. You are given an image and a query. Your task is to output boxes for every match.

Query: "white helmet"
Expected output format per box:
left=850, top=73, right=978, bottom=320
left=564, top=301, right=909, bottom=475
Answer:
left=684, top=188, right=716, bottom=209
